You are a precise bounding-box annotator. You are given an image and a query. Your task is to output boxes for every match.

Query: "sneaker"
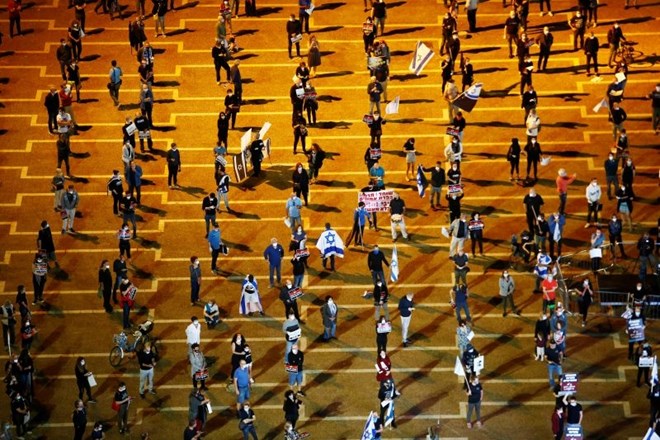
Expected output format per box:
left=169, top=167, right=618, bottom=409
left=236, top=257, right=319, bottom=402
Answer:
left=88, top=399, right=97, bottom=403
left=584, top=223, right=590, bottom=228
left=149, top=389, right=156, bottom=394
left=69, top=228, right=77, bottom=234
left=61, top=229, right=66, bottom=234
left=539, top=11, right=544, bottom=16
left=297, top=390, right=306, bottom=396
left=548, top=11, right=553, bottom=16
left=467, top=422, right=472, bottom=429
left=476, top=421, right=482, bottom=428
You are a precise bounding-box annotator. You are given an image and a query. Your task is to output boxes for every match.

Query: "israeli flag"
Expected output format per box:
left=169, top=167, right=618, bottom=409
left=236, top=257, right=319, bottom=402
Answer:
left=390, top=244, right=399, bottom=283
left=360, top=412, right=377, bottom=440
left=408, top=41, right=434, bottom=76
left=416, top=165, right=428, bottom=198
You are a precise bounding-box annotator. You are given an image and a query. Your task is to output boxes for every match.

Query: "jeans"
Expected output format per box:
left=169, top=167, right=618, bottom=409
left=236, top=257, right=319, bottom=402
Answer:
left=285, top=338, right=298, bottom=362
left=467, top=402, right=481, bottom=422
left=371, top=270, right=386, bottom=286
left=109, top=83, right=121, bottom=105
left=288, top=371, right=303, bottom=387
left=211, top=248, right=220, bottom=271
left=548, top=363, right=563, bottom=387
left=455, top=302, right=471, bottom=322
left=122, top=302, right=131, bottom=329
left=139, top=368, right=154, bottom=393
left=293, top=274, right=304, bottom=289
left=269, top=264, right=281, bottom=286
left=558, top=192, right=567, bottom=215
left=640, top=255, right=657, bottom=280
left=501, top=295, right=516, bottom=314
left=606, top=175, right=618, bottom=198
left=63, top=208, right=76, bottom=230
left=431, top=186, right=441, bottom=207
left=204, top=214, right=216, bottom=235
left=241, top=424, right=258, bottom=440
left=191, top=282, right=200, bottom=303
left=324, top=321, right=336, bottom=340
left=455, top=269, right=468, bottom=285
left=400, top=315, right=411, bottom=342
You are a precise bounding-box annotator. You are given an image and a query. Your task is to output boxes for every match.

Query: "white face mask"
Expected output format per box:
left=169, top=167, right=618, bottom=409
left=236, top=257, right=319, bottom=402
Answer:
left=105, top=265, right=110, bottom=269
left=328, top=299, right=333, bottom=305
left=80, top=360, right=85, bottom=366
left=193, top=321, right=199, bottom=326
left=297, top=167, right=302, bottom=172
left=286, top=283, right=292, bottom=288
left=272, top=243, right=277, bottom=248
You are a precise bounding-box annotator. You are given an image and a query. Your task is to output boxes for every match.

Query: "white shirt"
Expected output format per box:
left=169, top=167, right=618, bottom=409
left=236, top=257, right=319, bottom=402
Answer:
left=585, top=184, right=601, bottom=203
left=185, top=322, right=201, bottom=345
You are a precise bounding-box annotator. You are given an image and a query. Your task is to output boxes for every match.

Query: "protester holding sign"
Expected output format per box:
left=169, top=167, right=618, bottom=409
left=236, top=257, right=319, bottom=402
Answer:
left=280, top=280, right=302, bottom=322
left=636, top=342, right=653, bottom=387
left=627, top=305, right=646, bottom=360
left=282, top=311, right=301, bottom=363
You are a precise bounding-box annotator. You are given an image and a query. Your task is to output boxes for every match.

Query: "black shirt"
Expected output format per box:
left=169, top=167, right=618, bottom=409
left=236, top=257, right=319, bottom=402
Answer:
left=566, top=403, right=582, bottom=424
left=389, top=198, right=405, bottom=215
left=137, top=350, right=156, bottom=370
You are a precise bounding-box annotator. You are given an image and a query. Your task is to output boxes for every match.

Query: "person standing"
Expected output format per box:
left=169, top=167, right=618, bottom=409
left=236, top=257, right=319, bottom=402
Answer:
left=398, top=293, right=415, bottom=347
left=283, top=391, right=302, bottom=429
left=577, top=278, right=593, bottom=327
left=202, top=193, right=218, bottom=238
left=499, top=271, right=519, bottom=316
left=137, top=344, right=156, bottom=398
left=536, top=27, right=553, bottom=72
left=186, top=317, right=202, bottom=354
left=292, top=163, right=309, bottom=206
left=468, top=212, right=484, bottom=257
left=521, top=86, right=537, bottom=124
left=45, top=86, right=60, bottom=134
left=139, top=84, right=154, bottom=128
left=604, top=152, right=619, bottom=200
left=212, top=39, right=231, bottom=85
left=545, top=339, right=563, bottom=389
left=465, top=0, right=478, bottom=32
left=450, top=283, right=471, bottom=323
left=286, top=14, right=302, bottom=58
left=285, top=192, right=303, bottom=233
left=607, top=22, right=626, bottom=67
left=283, top=311, right=301, bottom=362
left=286, top=344, right=305, bottom=395
left=291, top=253, right=306, bottom=288
left=121, top=192, right=138, bottom=239
left=61, top=184, right=79, bottom=234
left=117, top=223, right=133, bottom=263
left=264, top=238, right=285, bottom=288
left=608, top=214, right=627, bottom=260
left=389, top=192, right=409, bottom=242
left=503, top=11, right=520, bottom=58
left=154, top=0, right=167, bottom=37
left=524, top=136, right=542, bottom=181
left=523, top=188, right=544, bottom=234
left=565, top=395, right=583, bottom=431
left=584, top=31, right=599, bottom=77
left=449, top=213, right=469, bottom=257
left=367, top=77, right=383, bottom=115
left=372, top=280, right=390, bottom=321
left=556, top=168, right=577, bottom=215
left=207, top=222, right=222, bottom=275
left=31, top=252, right=47, bottom=305
left=466, top=376, right=483, bottom=429
left=72, top=399, right=87, bottom=440
left=119, top=278, right=136, bottom=329
left=638, top=233, right=657, bottom=281
left=453, top=249, right=469, bottom=286
left=320, top=295, right=337, bottom=341
left=548, top=212, right=566, bottom=259
left=585, top=177, right=601, bottom=228
left=37, top=220, right=58, bottom=270
left=189, top=343, right=208, bottom=391
left=347, top=201, right=372, bottom=247
left=368, top=244, right=389, bottom=286
left=108, top=60, right=123, bottom=107
left=542, top=273, right=558, bottom=314
left=1, top=300, right=16, bottom=351
left=237, top=401, right=258, bottom=440
left=8, top=0, right=22, bottom=37
left=551, top=405, right=564, bottom=440
left=114, top=382, right=131, bottom=435
left=98, top=260, right=113, bottom=313
left=56, top=134, right=72, bottom=177
left=423, top=162, right=446, bottom=210
left=249, top=137, right=264, bottom=177
left=444, top=78, right=459, bottom=124
left=371, top=0, right=386, bottom=36
left=107, top=170, right=124, bottom=216
left=189, top=257, right=202, bottom=306
left=611, top=102, right=627, bottom=141
left=568, top=11, right=586, bottom=51
left=280, top=280, right=301, bottom=322
left=229, top=60, right=243, bottom=103
left=649, top=83, right=660, bottom=134
left=74, top=357, right=95, bottom=403
left=188, top=389, right=210, bottom=435
left=167, top=143, right=182, bottom=189
left=127, top=161, right=143, bottom=204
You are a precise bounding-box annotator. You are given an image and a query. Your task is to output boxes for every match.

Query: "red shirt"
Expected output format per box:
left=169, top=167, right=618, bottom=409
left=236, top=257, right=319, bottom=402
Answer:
left=542, top=279, right=558, bottom=300
left=8, top=0, right=21, bottom=17
left=59, top=90, right=73, bottom=107
left=555, top=175, right=576, bottom=193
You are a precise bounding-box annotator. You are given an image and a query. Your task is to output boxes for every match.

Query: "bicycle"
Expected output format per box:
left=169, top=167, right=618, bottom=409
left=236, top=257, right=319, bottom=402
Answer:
left=109, top=320, right=157, bottom=367
left=613, top=41, right=643, bottom=66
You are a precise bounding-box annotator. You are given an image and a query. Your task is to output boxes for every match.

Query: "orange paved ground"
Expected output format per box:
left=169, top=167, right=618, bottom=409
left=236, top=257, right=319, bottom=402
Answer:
left=0, top=0, right=659, bottom=438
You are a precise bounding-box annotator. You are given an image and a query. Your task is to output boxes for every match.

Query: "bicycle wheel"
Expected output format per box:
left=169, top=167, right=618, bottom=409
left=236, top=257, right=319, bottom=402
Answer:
left=109, top=346, right=123, bottom=367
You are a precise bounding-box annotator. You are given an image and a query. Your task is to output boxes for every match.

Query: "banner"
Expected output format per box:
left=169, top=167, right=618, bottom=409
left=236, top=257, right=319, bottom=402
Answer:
left=408, top=41, right=434, bottom=76
left=473, top=355, right=484, bottom=375
left=390, top=244, right=399, bottom=283
left=259, top=122, right=271, bottom=140
left=452, top=82, right=483, bottom=113
left=240, top=128, right=253, bottom=152
left=565, top=425, right=583, bottom=440
left=358, top=190, right=395, bottom=213
left=559, top=373, right=578, bottom=396
left=385, top=95, right=400, bottom=115
left=628, top=318, right=645, bottom=343
left=232, top=151, right=249, bottom=182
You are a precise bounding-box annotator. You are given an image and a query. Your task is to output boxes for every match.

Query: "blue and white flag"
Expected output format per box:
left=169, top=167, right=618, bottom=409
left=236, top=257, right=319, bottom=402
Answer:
left=643, top=427, right=660, bottom=440
left=360, top=411, right=377, bottom=440
left=316, top=229, right=345, bottom=259
left=453, top=82, right=483, bottom=113
left=416, top=165, right=428, bottom=198
left=383, top=399, right=395, bottom=428
left=390, top=244, right=399, bottom=283
left=652, top=356, right=658, bottom=386
left=408, top=41, right=434, bottom=76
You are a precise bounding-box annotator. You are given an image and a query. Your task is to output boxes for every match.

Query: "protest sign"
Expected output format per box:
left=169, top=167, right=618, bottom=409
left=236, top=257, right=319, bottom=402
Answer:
left=358, top=190, right=395, bottom=213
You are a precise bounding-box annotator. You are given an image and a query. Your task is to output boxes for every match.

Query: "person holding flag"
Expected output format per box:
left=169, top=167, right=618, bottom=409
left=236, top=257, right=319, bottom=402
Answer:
left=378, top=378, right=399, bottom=430
left=361, top=411, right=383, bottom=440
left=416, top=165, right=428, bottom=199
left=316, top=223, right=344, bottom=271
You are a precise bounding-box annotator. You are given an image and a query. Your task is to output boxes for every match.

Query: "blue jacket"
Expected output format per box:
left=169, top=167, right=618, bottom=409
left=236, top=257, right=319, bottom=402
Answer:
left=208, top=229, right=221, bottom=250
left=548, top=215, right=566, bottom=238
left=264, top=244, right=285, bottom=266
left=127, top=165, right=143, bottom=186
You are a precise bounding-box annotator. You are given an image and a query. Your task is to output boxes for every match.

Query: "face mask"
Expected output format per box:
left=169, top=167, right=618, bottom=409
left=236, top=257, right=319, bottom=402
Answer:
left=119, top=387, right=126, bottom=392
left=244, top=406, right=250, bottom=411
left=286, top=283, right=292, bottom=288
left=297, top=167, right=302, bottom=172
left=228, top=93, right=233, bottom=97
left=435, top=166, right=440, bottom=171
left=105, top=265, right=110, bottom=269
left=627, top=160, right=632, bottom=165
left=570, top=402, right=577, bottom=406
left=193, top=321, right=199, bottom=326
left=292, top=349, right=298, bottom=354
left=272, top=243, right=277, bottom=248
left=609, top=155, right=614, bottom=160
left=373, top=248, right=379, bottom=254
left=81, top=360, right=85, bottom=366
left=504, top=273, right=509, bottom=278
left=145, top=349, right=150, bottom=354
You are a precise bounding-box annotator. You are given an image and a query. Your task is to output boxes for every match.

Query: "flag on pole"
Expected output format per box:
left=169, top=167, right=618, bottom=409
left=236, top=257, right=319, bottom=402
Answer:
left=383, top=400, right=395, bottom=428
left=408, top=41, right=434, bottom=76
left=360, top=411, right=377, bottom=440
left=258, top=122, right=271, bottom=140
left=390, top=244, right=399, bottom=283
left=232, top=151, right=249, bottom=182
left=385, top=96, right=400, bottom=115
left=592, top=97, right=609, bottom=113
left=652, top=356, right=658, bottom=386
left=240, top=128, right=253, bottom=152
left=452, top=83, right=483, bottom=113
left=416, top=165, right=428, bottom=198
left=643, top=427, right=660, bottom=440
left=454, top=356, right=466, bottom=377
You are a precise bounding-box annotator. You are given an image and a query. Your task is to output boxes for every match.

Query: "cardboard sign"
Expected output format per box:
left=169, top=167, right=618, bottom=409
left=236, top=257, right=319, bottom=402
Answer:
left=288, top=287, right=303, bottom=301
left=639, top=357, right=654, bottom=368
left=565, top=424, right=583, bottom=440
left=559, top=373, right=579, bottom=396
left=358, top=190, right=395, bottom=213
left=628, top=318, right=645, bottom=343
left=240, top=129, right=253, bottom=152
left=473, top=355, right=484, bottom=375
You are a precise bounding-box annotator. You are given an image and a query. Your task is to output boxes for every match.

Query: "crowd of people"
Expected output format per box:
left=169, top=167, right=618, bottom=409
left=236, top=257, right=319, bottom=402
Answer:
left=1, top=0, right=659, bottom=437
